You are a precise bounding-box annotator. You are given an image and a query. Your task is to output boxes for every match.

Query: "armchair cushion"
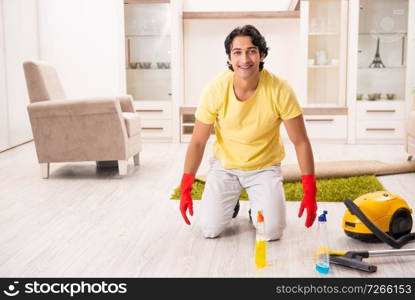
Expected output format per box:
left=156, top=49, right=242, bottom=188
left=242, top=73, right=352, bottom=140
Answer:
left=122, top=113, right=141, bottom=137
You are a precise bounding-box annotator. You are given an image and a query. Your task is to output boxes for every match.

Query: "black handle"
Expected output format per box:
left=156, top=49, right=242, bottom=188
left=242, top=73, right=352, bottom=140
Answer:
left=330, top=255, right=377, bottom=273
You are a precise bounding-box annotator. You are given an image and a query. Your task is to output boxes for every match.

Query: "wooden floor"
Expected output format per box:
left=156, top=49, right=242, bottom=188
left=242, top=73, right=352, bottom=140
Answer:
left=0, top=141, right=415, bottom=277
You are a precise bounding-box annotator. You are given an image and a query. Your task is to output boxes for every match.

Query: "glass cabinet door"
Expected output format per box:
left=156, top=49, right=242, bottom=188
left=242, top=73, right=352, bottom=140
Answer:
left=306, top=0, right=348, bottom=106
left=124, top=2, right=171, bottom=102
left=356, top=0, right=408, bottom=103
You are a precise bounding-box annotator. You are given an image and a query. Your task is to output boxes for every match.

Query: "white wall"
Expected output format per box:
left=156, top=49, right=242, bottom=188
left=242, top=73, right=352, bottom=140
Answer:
left=183, top=0, right=292, bottom=12
left=1, top=0, right=126, bottom=151
left=1, top=0, right=38, bottom=150
left=183, top=19, right=302, bottom=105
left=37, top=0, right=126, bottom=99
left=0, top=0, right=8, bottom=151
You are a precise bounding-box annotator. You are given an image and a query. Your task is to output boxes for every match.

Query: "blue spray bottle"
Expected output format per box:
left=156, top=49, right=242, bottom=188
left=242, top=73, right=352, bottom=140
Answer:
left=315, top=210, right=330, bottom=274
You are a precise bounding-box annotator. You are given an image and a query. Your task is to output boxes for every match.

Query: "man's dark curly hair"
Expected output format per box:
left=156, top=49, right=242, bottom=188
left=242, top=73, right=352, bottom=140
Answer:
left=224, top=25, right=269, bottom=71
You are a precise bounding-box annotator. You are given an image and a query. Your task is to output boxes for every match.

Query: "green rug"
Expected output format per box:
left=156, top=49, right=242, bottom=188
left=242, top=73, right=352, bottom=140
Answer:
left=170, top=175, right=384, bottom=202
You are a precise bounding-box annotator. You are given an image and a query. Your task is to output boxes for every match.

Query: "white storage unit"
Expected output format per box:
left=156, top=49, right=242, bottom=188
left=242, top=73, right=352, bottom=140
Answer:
left=281, top=107, right=348, bottom=142
left=129, top=0, right=415, bottom=144
left=347, top=0, right=415, bottom=144
left=134, top=101, right=173, bottom=141
left=355, top=101, right=406, bottom=143
left=124, top=1, right=174, bottom=141
left=178, top=0, right=351, bottom=144
left=301, top=0, right=349, bottom=107
left=304, top=115, right=348, bottom=140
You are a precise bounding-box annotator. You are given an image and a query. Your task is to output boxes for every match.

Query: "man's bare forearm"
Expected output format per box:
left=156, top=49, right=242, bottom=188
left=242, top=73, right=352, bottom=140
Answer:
left=183, top=142, right=206, bottom=174
left=293, top=139, right=315, bottom=175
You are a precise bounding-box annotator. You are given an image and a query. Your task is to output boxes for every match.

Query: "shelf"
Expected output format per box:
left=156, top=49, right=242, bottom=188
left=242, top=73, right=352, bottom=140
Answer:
left=182, top=11, right=300, bottom=19
left=358, top=66, right=406, bottom=69
left=180, top=106, right=349, bottom=116
left=127, top=68, right=171, bottom=71
left=302, top=107, right=348, bottom=115
left=357, top=99, right=405, bottom=103
left=359, top=32, right=407, bottom=35
left=180, top=106, right=197, bottom=114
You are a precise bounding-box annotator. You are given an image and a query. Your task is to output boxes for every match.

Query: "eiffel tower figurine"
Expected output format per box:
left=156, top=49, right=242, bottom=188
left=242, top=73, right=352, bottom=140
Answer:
left=368, top=37, right=386, bottom=68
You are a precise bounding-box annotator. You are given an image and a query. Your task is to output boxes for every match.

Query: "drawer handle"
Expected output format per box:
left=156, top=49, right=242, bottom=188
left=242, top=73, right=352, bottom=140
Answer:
left=305, top=119, right=334, bottom=122
left=366, top=128, right=395, bottom=132
left=366, top=110, right=396, bottom=113
left=136, top=109, right=164, bottom=113
left=142, top=127, right=164, bottom=130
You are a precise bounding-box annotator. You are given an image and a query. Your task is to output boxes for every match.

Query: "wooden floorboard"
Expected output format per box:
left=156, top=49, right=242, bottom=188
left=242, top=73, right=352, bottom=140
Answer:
left=0, top=141, right=414, bottom=277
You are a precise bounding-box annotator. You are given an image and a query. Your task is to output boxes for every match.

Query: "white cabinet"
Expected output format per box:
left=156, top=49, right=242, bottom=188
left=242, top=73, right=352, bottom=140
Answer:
left=304, top=115, right=348, bottom=140
left=282, top=115, right=348, bottom=141
left=281, top=108, right=348, bottom=142
left=135, top=0, right=415, bottom=144
left=302, top=0, right=349, bottom=107
left=356, top=101, right=406, bottom=120
left=0, top=0, right=38, bottom=152
left=296, top=0, right=350, bottom=142
left=134, top=101, right=173, bottom=141
left=124, top=1, right=173, bottom=141
left=348, top=0, right=415, bottom=144
left=355, top=101, right=406, bottom=142
left=180, top=107, right=196, bottom=143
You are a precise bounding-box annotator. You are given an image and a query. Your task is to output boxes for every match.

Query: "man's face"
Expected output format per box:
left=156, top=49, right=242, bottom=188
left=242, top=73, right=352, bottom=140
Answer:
left=228, top=35, right=263, bottom=80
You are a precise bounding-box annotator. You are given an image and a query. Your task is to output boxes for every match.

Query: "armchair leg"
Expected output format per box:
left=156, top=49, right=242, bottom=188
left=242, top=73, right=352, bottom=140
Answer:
left=118, top=160, right=128, bottom=175
left=40, top=163, right=50, bottom=179
left=133, top=153, right=140, bottom=166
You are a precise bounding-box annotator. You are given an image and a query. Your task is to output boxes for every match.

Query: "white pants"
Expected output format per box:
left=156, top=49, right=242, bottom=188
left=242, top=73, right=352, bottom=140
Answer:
left=200, top=157, right=287, bottom=241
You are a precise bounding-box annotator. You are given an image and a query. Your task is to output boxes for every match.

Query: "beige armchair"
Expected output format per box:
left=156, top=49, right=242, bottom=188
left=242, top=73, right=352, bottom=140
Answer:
left=23, top=60, right=142, bottom=178
left=407, top=111, right=415, bottom=161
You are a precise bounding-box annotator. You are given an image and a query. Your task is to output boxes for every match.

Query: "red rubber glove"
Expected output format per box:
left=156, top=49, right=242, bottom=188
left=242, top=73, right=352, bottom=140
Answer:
left=180, top=173, right=195, bottom=225
left=298, top=174, right=317, bottom=228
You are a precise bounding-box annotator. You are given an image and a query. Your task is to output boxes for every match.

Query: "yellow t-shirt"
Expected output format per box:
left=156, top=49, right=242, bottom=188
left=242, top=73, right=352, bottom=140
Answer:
left=195, top=69, right=302, bottom=171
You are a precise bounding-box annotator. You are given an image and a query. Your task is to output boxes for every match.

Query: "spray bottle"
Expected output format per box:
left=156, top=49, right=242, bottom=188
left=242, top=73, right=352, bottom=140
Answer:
left=255, top=210, right=266, bottom=268
left=315, top=210, right=330, bottom=274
